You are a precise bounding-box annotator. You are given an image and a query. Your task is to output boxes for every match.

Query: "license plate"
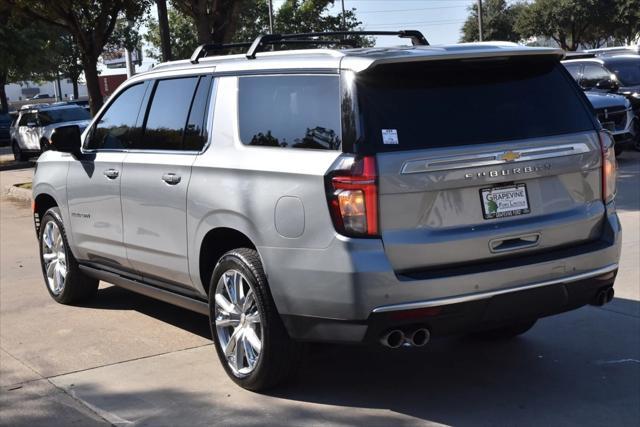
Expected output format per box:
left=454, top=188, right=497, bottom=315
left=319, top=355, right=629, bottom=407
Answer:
left=480, top=184, right=530, bottom=220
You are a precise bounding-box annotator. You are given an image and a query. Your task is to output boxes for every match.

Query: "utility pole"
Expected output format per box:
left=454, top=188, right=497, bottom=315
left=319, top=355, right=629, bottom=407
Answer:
left=477, top=0, right=483, bottom=42
left=156, top=0, right=172, bottom=62
left=341, top=0, right=346, bottom=30
left=267, top=0, right=274, bottom=34
left=125, top=19, right=136, bottom=78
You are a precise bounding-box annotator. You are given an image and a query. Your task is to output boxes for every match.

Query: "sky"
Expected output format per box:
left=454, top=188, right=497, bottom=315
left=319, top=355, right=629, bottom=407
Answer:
left=105, top=0, right=477, bottom=75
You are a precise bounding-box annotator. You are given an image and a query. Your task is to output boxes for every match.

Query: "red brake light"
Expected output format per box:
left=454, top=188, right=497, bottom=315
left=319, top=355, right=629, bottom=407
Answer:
left=326, top=156, right=379, bottom=237
left=599, top=130, right=617, bottom=203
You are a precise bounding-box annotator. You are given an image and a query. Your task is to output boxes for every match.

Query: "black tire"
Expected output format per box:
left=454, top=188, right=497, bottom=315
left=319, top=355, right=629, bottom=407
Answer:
left=614, top=144, right=624, bottom=157
left=471, top=319, right=537, bottom=340
left=208, top=248, right=302, bottom=391
left=12, top=141, right=26, bottom=162
left=38, top=207, right=99, bottom=304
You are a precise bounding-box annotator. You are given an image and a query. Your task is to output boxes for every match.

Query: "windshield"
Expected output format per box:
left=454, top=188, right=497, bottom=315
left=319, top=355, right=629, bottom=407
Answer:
left=356, top=58, right=594, bottom=152
left=607, top=58, right=640, bottom=86
left=39, top=108, right=90, bottom=125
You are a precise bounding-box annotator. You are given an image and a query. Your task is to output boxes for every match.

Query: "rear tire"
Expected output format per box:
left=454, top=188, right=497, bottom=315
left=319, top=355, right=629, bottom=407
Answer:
left=208, top=248, right=302, bottom=391
left=471, top=319, right=537, bottom=340
left=38, top=207, right=99, bottom=304
left=12, top=141, right=26, bottom=162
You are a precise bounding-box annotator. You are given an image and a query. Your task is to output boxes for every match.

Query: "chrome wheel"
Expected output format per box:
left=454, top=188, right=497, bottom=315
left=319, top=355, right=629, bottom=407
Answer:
left=214, top=269, right=263, bottom=377
left=41, top=221, right=67, bottom=295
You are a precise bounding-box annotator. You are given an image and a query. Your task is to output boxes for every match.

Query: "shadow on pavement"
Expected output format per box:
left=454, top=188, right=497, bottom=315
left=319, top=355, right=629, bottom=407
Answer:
left=615, top=151, right=640, bottom=212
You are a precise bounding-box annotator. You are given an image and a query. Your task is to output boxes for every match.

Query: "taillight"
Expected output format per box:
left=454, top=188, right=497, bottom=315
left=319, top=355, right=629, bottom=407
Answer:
left=326, top=156, right=379, bottom=237
left=599, top=130, right=617, bottom=203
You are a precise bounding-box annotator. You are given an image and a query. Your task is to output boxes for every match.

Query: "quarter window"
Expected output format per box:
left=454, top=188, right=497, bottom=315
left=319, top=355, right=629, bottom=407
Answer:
left=238, top=75, right=341, bottom=150
left=581, top=64, right=611, bottom=89
left=88, top=83, right=147, bottom=150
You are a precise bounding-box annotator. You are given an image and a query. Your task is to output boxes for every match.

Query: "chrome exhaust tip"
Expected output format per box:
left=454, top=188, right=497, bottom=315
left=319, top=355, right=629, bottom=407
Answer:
left=381, top=329, right=405, bottom=348
left=410, top=328, right=431, bottom=347
left=591, top=287, right=614, bottom=306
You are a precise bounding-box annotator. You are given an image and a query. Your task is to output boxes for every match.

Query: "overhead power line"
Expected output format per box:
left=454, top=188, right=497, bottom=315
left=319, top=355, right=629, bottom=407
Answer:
left=358, top=5, right=468, bottom=14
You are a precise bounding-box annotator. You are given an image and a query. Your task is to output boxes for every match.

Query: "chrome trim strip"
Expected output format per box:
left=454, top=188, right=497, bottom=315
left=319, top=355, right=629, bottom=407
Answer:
left=371, top=263, right=618, bottom=313
left=401, top=143, right=591, bottom=174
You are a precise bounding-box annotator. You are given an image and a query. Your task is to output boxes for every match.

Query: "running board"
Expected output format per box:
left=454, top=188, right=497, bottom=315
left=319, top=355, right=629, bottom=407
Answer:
left=79, top=265, right=209, bottom=316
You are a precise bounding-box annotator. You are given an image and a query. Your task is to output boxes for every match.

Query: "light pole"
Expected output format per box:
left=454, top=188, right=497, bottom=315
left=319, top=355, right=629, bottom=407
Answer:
left=341, top=0, right=346, bottom=30
left=477, top=0, right=483, bottom=42
left=268, top=0, right=274, bottom=34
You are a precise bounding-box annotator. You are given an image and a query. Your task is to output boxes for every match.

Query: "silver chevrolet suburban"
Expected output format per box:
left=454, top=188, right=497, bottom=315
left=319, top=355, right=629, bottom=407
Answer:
left=32, top=31, right=621, bottom=391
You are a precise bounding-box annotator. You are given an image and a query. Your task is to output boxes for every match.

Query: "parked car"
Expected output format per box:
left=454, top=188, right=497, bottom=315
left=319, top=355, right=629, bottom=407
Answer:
left=33, top=32, right=621, bottom=391
left=29, top=93, right=53, bottom=100
left=563, top=54, right=640, bottom=150
left=0, top=112, right=12, bottom=145
left=584, top=92, right=637, bottom=155
left=11, top=104, right=91, bottom=161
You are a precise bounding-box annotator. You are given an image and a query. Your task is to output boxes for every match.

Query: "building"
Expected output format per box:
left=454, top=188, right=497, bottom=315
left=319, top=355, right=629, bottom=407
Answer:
left=5, top=79, right=88, bottom=103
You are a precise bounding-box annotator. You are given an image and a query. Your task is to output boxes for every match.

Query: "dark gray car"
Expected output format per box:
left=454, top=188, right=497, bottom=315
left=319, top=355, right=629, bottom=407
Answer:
left=32, top=32, right=621, bottom=391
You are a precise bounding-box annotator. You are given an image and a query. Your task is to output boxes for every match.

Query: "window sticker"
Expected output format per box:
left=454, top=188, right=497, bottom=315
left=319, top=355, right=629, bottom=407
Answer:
left=382, top=129, right=399, bottom=145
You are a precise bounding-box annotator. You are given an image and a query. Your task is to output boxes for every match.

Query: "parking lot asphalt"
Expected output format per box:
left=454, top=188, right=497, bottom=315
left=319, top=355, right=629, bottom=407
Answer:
left=1, top=152, right=639, bottom=426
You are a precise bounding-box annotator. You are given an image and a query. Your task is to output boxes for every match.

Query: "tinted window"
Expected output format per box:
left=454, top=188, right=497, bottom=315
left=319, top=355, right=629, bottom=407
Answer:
left=38, top=107, right=90, bottom=125
left=563, top=62, right=582, bottom=80
left=138, top=77, right=199, bottom=150
left=238, top=75, right=341, bottom=150
left=606, top=58, right=640, bottom=86
left=88, top=83, right=147, bottom=150
left=18, top=113, right=32, bottom=126
left=582, top=64, right=611, bottom=88
left=356, top=58, right=595, bottom=153
left=184, top=77, right=212, bottom=151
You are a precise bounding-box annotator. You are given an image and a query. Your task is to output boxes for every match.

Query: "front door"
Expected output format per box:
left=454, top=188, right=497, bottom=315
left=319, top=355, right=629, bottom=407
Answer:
left=66, top=81, right=149, bottom=270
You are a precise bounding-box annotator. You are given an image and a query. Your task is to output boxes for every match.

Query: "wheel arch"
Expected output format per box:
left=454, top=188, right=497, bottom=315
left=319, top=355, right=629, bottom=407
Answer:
left=33, top=192, right=59, bottom=235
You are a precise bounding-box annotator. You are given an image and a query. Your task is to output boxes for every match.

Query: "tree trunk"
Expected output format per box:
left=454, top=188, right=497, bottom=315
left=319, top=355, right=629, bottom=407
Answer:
left=82, top=53, right=102, bottom=116
left=156, top=0, right=172, bottom=61
left=0, top=72, right=8, bottom=114
left=72, top=77, right=79, bottom=100
left=195, top=14, right=211, bottom=44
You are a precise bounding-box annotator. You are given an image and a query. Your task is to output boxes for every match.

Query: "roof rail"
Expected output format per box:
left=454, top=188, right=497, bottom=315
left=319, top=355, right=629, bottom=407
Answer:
left=189, top=30, right=429, bottom=63
left=564, top=52, right=596, bottom=59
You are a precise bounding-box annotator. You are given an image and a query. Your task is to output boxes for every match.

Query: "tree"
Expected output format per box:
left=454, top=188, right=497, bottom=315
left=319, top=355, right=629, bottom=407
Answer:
left=171, top=0, right=243, bottom=44
left=610, top=0, right=640, bottom=45
left=8, top=0, right=151, bottom=115
left=0, top=3, right=61, bottom=112
left=460, top=0, right=525, bottom=43
left=53, top=34, right=84, bottom=100
left=145, top=0, right=369, bottom=62
left=516, top=0, right=612, bottom=51
left=156, top=0, right=172, bottom=61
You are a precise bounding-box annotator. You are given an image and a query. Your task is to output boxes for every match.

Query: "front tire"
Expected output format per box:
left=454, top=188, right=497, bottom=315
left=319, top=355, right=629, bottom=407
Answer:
left=12, top=141, right=26, bottom=162
left=208, top=248, right=302, bottom=391
left=39, top=207, right=99, bottom=304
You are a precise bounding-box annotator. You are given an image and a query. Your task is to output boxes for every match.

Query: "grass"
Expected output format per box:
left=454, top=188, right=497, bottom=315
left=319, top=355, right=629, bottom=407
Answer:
left=15, top=182, right=32, bottom=190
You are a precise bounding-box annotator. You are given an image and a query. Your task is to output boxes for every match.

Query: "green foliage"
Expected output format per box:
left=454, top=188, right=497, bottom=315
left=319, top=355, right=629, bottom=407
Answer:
left=145, top=6, right=199, bottom=61
left=460, top=0, right=525, bottom=43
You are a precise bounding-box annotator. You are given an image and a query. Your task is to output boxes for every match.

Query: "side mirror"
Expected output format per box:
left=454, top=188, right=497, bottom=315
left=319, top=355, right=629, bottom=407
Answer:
left=596, top=78, right=619, bottom=92
left=49, top=125, right=82, bottom=156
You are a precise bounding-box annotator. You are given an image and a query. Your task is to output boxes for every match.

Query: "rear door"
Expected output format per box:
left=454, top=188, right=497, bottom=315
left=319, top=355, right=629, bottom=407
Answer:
left=355, top=57, right=602, bottom=273
left=121, top=75, right=212, bottom=288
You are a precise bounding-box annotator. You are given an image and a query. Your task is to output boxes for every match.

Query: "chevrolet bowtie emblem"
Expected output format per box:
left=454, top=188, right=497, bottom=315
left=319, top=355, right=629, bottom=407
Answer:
left=500, top=151, right=521, bottom=162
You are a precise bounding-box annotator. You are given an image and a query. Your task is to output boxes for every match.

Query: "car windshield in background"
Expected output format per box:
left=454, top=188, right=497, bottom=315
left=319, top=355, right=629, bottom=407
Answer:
left=39, top=107, right=90, bottom=125
left=606, top=58, right=640, bottom=86
left=356, top=58, right=594, bottom=152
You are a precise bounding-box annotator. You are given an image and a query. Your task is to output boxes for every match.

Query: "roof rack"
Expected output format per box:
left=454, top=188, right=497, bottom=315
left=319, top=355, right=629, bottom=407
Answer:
left=190, top=30, right=429, bottom=64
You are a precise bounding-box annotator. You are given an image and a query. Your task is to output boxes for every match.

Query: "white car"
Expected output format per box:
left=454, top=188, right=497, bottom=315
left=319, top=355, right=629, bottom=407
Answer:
left=11, top=105, right=91, bottom=161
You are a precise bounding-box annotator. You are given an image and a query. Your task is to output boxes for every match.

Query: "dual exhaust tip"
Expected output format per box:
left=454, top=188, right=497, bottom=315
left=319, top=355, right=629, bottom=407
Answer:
left=381, top=328, right=430, bottom=349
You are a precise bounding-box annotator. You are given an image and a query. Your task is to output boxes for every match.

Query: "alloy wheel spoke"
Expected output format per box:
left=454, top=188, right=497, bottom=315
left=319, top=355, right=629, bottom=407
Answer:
left=215, top=293, right=237, bottom=315
left=215, top=317, right=240, bottom=328
left=42, top=252, right=56, bottom=263
left=46, top=259, right=57, bottom=279
left=234, top=331, right=246, bottom=371
left=244, top=327, right=262, bottom=353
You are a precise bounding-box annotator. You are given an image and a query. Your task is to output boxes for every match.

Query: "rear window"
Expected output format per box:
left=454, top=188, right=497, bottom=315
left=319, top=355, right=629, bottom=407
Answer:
left=356, top=58, right=595, bottom=152
left=238, top=75, right=341, bottom=150
left=38, top=107, right=90, bottom=125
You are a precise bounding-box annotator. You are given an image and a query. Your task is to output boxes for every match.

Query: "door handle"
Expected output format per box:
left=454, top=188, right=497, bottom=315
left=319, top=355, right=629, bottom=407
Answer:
left=162, top=173, right=181, bottom=185
left=103, top=169, right=119, bottom=179
left=489, top=233, right=540, bottom=253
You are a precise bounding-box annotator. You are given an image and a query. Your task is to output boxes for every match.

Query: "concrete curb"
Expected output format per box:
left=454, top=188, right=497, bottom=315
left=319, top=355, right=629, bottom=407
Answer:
left=5, top=183, right=32, bottom=203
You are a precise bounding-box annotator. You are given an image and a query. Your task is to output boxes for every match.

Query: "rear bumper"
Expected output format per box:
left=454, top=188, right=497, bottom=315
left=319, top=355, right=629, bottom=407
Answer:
left=262, top=210, right=621, bottom=343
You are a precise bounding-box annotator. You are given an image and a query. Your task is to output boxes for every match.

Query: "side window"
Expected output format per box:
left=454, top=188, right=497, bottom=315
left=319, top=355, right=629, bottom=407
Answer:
left=238, top=75, right=341, bottom=150
left=88, top=83, right=147, bottom=150
left=563, top=63, right=582, bottom=81
left=184, top=77, right=213, bottom=151
left=136, top=77, right=199, bottom=150
left=582, top=64, right=611, bottom=89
